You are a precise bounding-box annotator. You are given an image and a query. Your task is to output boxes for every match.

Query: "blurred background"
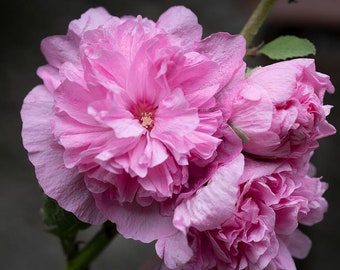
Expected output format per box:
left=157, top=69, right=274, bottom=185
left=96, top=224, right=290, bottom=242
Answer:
left=1, top=0, right=339, bottom=269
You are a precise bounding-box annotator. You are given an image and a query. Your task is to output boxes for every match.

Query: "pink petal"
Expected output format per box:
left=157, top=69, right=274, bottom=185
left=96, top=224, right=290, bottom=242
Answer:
left=197, top=32, right=246, bottom=87
left=88, top=99, right=144, bottom=139
left=41, top=35, right=80, bottom=68
left=157, top=6, right=202, bottom=49
left=59, top=62, right=86, bottom=87
left=231, top=83, right=274, bottom=135
left=21, top=85, right=105, bottom=224
left=54, top=80, right=98, bottom=125
left=281, top=229, right=312, bottom=259
left=94, top=197, right=176, bottom=243
left=68, top=7, right=112, bottom=43
left=173, top=154, right=244, bottom=232
left=240, top=158, right=291, bottom=184
left=126, top=37, right=170, bottom=105
left=82, top=47, right=128, bottom=90
left=137, top=157, right=186, bottom=198
left=37, top=65, right=61, bottom=92
left=268, top=238, right=297, bottom=270
left=156, top=231, right=193, bottom=269
left=154, top=88, right=199, bottom=136
left=247, top=59, right=314, bottom=104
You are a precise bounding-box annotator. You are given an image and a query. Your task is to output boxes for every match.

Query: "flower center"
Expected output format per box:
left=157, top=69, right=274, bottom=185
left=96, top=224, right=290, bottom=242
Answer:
left=140, top=112, right=154, bottom=130
left=133, top=104, right=157, bottom=131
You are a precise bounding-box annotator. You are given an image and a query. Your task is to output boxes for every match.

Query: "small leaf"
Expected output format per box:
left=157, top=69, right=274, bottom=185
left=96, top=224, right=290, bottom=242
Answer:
left=259, top=35, right=316, bottom=60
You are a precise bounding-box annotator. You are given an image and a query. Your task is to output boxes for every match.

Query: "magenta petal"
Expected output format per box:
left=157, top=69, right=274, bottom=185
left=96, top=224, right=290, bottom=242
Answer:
left=173, top=154, right=244, bottom=232
left=21, top=85, right=105, bottom=224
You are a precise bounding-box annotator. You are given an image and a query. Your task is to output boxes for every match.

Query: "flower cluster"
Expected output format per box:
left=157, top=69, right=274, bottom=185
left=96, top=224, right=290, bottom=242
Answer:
left=21, top=6, right=335, bottom=269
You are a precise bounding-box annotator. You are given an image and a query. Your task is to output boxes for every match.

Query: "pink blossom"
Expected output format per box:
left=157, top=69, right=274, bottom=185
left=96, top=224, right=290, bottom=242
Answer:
left=157, top=157, right=327, bottom=269
left=229, top=58, right=336, bottom=159
left=21, top=6, right=246, bottom=241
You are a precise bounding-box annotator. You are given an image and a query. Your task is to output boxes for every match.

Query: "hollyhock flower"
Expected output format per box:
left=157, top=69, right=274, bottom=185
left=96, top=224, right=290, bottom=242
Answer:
left=229, top=58, right=336, bottom=159
left=21, top=6, right=246, bottom=241
left=157, top=157, right=328, bottom=269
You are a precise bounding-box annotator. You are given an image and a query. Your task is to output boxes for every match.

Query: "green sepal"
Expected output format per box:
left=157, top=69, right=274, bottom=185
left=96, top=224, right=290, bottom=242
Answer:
left=229, top=122, right=249, bottom=143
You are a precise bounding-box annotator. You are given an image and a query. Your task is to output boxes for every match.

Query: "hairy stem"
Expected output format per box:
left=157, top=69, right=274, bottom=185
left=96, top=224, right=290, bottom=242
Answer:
left=241, top=0, right=277, bottom=48
left=65, top=222, right=117, bottom=270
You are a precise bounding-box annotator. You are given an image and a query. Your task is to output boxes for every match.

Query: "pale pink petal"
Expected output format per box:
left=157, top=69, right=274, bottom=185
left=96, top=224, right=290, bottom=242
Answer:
left=88, top=99, right=145, bottom=139
left=230, top=82, right=274, bottom=134
left=94, top=197, right=176, bottom=243
left=68, top=7, right=112, bottom=42
left=21, top=85, right=105, bottom=224
left=59, top=62, right=86, bottom=87
left=54, top=80, right=98, bottom=125
left=187, top=131, right=221, bottom=161
left=154, top=88, right=199, bottom=136
left=41, top=35, right=80, bottom=68
left=156, top=231, right=193, bottom=269
left=137, top=157, right=186, bottom=198
left=157, top=6, right=202, bottom=49
left=126, top=37, right=171, bottom=105
left=267, top=238, right=297, bottom=270
left=197, top=32, right=246, bottom=87
left=281, top=229, right=312, bottom=259
left=240, top=158, right=291, bottom=184
left=173, top=155, right=244, bottom=232
left=82, top=46, right=128, bottom=89
left=247, top=60, right=305, bottom=104
left=37, top=65, right=61, bottom=92
left=144, top=135, right=169, bottom=168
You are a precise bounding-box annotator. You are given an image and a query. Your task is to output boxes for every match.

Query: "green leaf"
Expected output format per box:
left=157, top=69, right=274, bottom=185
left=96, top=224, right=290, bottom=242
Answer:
left=41, top=196, right=92, bottom=259
left=259, top=35, right=316, bottom=60
left=41, top=196, right=90, bottom=237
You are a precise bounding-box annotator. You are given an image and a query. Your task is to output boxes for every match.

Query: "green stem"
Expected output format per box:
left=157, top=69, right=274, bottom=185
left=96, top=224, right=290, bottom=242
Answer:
left=241, top=0, right=277, bottom=48
left=65, top=222, right=117, bottom=270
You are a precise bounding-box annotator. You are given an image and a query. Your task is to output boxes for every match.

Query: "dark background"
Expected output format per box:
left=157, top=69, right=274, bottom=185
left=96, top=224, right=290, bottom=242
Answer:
left=1, top=0, right=339, bottom=269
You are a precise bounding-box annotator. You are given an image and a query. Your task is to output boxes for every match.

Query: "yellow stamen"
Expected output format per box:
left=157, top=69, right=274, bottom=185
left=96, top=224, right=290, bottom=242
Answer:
left=140, top=112, right=154, bottom=129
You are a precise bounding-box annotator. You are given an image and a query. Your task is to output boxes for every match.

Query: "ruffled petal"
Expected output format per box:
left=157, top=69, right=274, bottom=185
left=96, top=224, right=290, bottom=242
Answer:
left=157, top=6, right=202, bottom=49
left=173, top=154, right=244, bottom=232
left=197, top=32, right=246, bottom=87
left=21, top=85, right=105, bottom=224
left=156, top=231, right=193, bottom=269
left=94, top=196, right=176, bottom=243
left=68, top=7, right=112, bottom=43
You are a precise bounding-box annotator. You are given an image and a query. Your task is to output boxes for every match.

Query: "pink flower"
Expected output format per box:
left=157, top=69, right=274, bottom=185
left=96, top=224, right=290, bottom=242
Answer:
left=21, top=6, right=246, bottom=241
left=229, top=58, right=336, bottom=159
left=157, top=157, right=327, bottom=269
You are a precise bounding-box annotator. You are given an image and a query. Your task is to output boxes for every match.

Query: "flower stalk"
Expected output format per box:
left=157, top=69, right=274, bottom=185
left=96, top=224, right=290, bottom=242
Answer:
left=65, top=222, right=117, bottom=270
left=241, top=0, right=277, bottom=48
